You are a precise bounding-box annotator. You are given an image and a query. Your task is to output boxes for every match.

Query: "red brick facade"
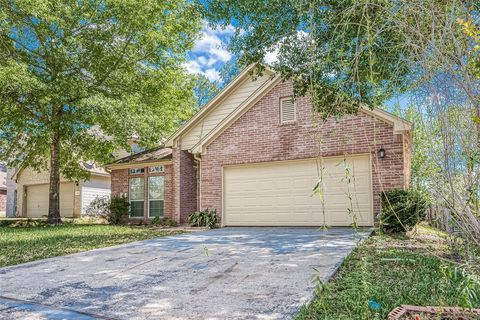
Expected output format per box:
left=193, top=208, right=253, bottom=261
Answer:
left=172, top=148, right=198, bottom=223
left=200, top=81, right=410, bottom=220
left=0, top=190, right=6, bottom=213
left=110, top=163, right=173, bottom=222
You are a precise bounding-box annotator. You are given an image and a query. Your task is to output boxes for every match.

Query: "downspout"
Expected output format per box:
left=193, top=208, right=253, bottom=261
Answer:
left=193, top=153, right=202, bottom=211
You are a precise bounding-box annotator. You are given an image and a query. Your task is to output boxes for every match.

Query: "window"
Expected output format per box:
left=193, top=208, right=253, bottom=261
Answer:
left=280, top=97, right=296, bottom=123
left=129, top=168, right=144, bottom=175
left=129, top=177, right=144, bottom=217
left=149, top=165, right=164, bottom=173
left=148, top=176, right=164, bottom=217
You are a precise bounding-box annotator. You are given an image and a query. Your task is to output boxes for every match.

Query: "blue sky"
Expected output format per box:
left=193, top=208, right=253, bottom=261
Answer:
left=184, top=22, right=236, bottom=82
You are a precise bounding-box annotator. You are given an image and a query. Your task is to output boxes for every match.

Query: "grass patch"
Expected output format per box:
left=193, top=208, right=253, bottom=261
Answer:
left=297, top=225, right=480, bottom=320
left=0, top=224, right=183, bottom=268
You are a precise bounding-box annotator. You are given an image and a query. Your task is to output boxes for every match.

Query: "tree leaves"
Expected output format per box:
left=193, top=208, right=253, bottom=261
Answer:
left=0, top=0, right=201, bottom=180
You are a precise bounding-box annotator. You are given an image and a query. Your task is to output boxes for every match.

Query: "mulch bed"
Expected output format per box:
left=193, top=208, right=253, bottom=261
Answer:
left=389, top=305, right=480, bottom=320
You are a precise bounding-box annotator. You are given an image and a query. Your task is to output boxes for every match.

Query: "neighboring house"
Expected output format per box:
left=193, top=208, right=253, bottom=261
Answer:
left=12, top=164, right=111, bottom=218
left=0, top=164, right=6, bottom=217
left=107, top=65, right=412, bottom=227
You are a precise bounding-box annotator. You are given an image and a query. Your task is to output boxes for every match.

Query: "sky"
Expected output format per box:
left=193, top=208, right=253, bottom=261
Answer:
left=184, top=23, right=236, bottom=82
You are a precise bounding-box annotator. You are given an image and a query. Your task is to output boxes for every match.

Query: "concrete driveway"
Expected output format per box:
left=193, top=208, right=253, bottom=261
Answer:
left=0, top=227, right=370, bottom=320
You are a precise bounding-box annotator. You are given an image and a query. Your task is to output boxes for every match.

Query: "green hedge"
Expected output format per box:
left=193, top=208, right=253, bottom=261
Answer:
left=379, top=189, right=429, bottom=232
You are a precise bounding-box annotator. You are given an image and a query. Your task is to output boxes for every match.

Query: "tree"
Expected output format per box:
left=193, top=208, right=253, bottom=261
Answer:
left=193, top=57, right=239, bottom=108
left=194, top=74, right=220, bottom=108
left=0, top=1, right=201, bottom=224
left=200, top=1, right=479, bottom=122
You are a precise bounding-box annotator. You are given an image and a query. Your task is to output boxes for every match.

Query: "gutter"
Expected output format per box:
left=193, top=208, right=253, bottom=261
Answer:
left=193, top=153, right=202, bottom=210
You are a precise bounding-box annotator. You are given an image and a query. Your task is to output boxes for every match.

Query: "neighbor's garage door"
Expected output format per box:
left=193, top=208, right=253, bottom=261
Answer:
left=26, top=183, right=75, bottom=217
left=223, top=155, right=373, bottom=226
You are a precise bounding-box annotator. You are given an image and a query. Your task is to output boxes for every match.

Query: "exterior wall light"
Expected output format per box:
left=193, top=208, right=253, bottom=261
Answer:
left=378, top=147, right=386, bottom=159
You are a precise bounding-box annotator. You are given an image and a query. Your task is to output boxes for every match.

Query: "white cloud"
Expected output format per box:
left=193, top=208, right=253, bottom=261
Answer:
left=183, top=60, right=202, bottom=74
left=210, top=47, right=232, bottom=63
left=264, top=47, right=279, bottom=65
left=204, top=68, right=221, bottom=82
left=185, top=21, right=235, bottom=82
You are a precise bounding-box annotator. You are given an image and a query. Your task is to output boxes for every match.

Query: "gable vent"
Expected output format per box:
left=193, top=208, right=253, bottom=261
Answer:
left=280, top=97, right=296, bottom=123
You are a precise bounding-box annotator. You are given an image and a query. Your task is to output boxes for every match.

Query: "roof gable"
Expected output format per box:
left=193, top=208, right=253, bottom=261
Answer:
left=165, top=65, right=275, bottom=149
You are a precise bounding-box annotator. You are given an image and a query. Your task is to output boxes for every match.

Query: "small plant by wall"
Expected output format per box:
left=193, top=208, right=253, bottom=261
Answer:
left=188, top=209, right=218, bottom=228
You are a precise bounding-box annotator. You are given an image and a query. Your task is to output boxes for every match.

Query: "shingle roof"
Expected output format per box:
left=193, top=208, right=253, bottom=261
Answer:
left=111, top=146, right=172, bottom=165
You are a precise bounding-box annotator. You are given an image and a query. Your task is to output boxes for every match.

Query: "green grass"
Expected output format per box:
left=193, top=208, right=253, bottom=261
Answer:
left=0, top=224, right=183, bottom=268
left=297, top=225, right=480, bottom=320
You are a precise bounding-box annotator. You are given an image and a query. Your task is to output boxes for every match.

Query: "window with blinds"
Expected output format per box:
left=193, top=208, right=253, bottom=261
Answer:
left=280, top=97, right=296, bottom=123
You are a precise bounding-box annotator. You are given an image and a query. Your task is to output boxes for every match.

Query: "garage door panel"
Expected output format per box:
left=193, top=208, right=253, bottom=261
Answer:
left=223, top=155, right=373, bottom=226
left=26, top=183, right=75, bottom=217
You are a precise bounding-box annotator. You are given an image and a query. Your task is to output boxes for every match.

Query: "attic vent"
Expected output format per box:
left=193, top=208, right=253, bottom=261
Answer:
left=280, top=97, right=296, bottom=123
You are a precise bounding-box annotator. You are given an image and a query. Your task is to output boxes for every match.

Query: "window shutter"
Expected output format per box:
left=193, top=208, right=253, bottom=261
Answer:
left=280, top=97, right=296, bottom=123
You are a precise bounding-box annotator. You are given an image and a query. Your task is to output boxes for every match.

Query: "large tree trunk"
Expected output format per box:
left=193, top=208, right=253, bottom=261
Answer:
left=48, top=132, right=61, bottom=224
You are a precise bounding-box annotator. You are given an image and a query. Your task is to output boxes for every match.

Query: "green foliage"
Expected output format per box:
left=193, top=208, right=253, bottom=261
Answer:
left=200, top=1, right=477, bottom=119
left=188, top=209, right=218, bottom=228
left=151, top=216, right=177, bottom=227
left=194, top=74, right=220, bottom=108
left=0, top=0, right=201, bottom=220
left=379, top=189, right=430, bottom=233
left=0, top=218, right=47, bottom=228
left=162, top=218, right=178, bottom=227
left=200, top=0, right=411, bottom=118
left=108, top=196, right=130, bottom=225
left=393, top=104, right=442, bottom=189
left=297, top=228, right=480, bottom=319
left=0, top=224, right=183, bottom=267
left=151, top=216, right=162, bottom=225
left=193, top=59, right=239, bottom=108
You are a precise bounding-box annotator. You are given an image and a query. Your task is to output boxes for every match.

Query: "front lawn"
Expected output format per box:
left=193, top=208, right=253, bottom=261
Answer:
left=297, top=225, right=480, bottom=320
left=0, top=224, right=183, bottom=268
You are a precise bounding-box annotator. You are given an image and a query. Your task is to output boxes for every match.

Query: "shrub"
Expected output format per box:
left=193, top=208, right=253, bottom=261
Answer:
left=85, top=196, right=111, bottom=219
left=188, top=209, right=218, bottom=228
left=150, top=216, right=177, bottom=227
left=151, top=216, right=161, bottom=225
left=108, top=196, right=130, bottom=225
left=379, top=189, right=430, bottom=233
left=162, top=218, right=178, bottom=227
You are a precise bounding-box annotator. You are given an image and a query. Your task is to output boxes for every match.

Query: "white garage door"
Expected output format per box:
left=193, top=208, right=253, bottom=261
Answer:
left=26, top=183, right=75, bottom=217
left=223, top=155, right=373, bottom=226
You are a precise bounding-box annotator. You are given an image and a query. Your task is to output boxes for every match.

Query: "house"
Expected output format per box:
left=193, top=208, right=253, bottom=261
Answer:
left=12, top=165, right=111, bottom=218
left=106, top=65, right=412, bottom=227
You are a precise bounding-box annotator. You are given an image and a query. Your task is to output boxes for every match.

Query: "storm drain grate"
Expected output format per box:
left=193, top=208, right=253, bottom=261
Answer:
left=388, top=305, right=480, bottom=320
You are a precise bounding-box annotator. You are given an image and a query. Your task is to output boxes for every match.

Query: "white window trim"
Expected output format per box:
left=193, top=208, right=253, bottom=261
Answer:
left=129, top=177, right=144, bottom=218
left=280, top=96, right=296, bottom=123
left=148, top=176, right=164, bottom=218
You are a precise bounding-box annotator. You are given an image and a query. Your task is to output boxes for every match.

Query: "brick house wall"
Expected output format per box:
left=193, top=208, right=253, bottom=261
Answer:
left=172, top=148, right=198, bottom=223
left=110, top=163, right=173, bottom=222
left=200, top=81, right=410, bottom=221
